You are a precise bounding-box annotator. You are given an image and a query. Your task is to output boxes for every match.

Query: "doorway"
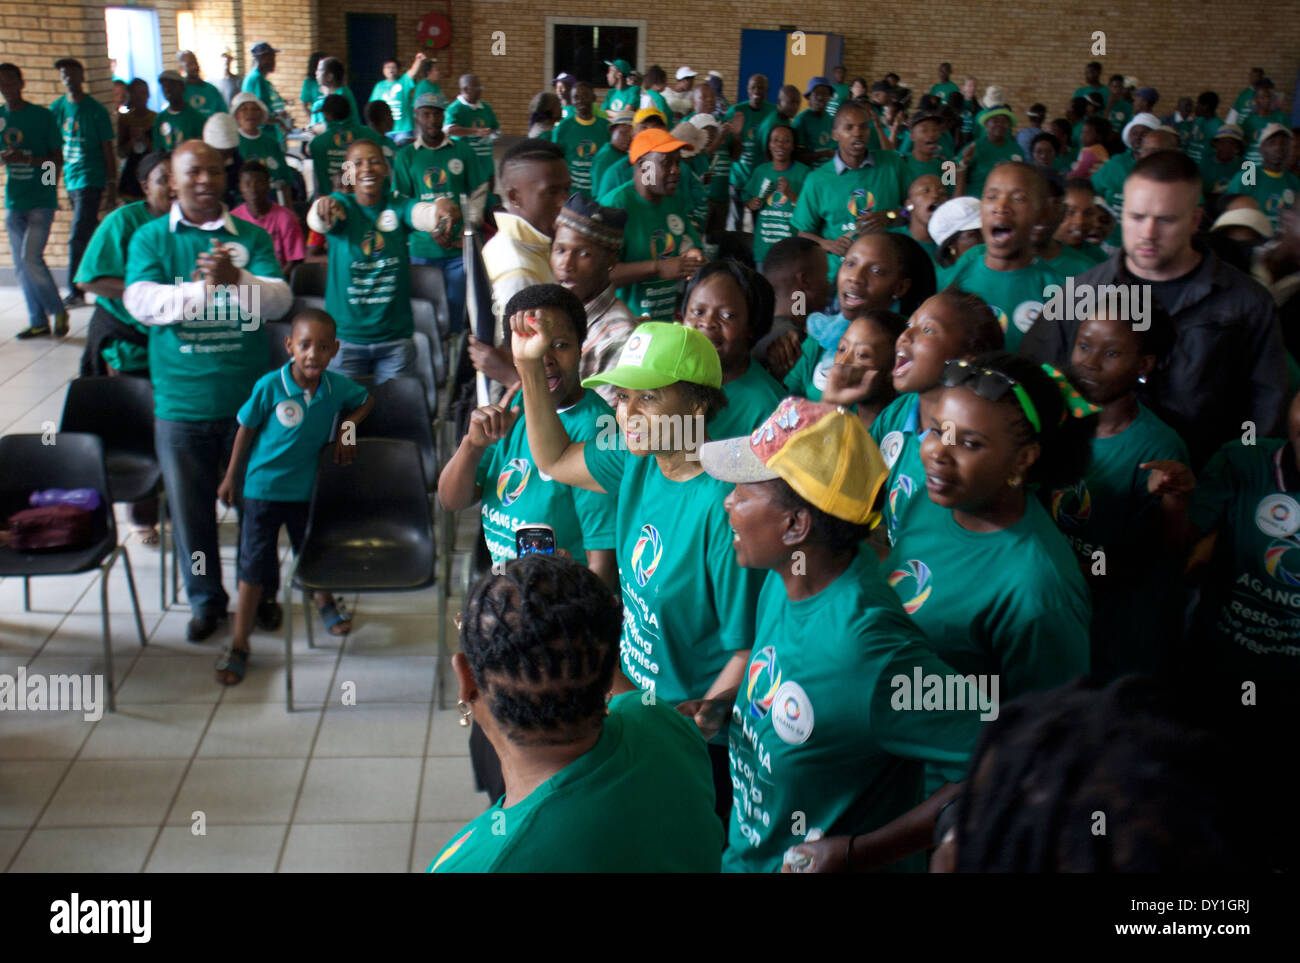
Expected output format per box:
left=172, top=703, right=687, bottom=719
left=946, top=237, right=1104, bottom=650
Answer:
left=105, top=6, right=165, bottom=111
left=346, top=13, right=397, bottom=125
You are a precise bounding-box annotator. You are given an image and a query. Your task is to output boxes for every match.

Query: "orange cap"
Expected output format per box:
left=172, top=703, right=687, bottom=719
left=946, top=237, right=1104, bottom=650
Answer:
left=629, top=128, right=692, bottom=165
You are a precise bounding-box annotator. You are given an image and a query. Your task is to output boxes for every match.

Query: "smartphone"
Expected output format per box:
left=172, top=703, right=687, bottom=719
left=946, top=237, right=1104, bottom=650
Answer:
left=515, top=524, right=556, bottom=557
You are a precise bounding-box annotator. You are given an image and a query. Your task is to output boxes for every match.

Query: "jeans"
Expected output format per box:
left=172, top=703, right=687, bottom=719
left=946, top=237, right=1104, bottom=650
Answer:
left=66, top=187, right=103, bottom=296
left=329, top=337, right=416, bottom=383
left=411, top=254, right=466, bottom=333
left=155, top=417, right=238, bottom=619
left=5, top=207, right=62, bottom=327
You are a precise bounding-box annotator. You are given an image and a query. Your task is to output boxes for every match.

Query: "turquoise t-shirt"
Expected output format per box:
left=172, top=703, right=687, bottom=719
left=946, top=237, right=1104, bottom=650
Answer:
left=869, top=392, right=928, bottom=542
left=443, top=98, right=499, bottom=169
left=1042, top=403, right=1189, bottom=678
left=49, top=95, right=113, bottom=191
left=725, top=100, right=778, bottom=187
left=300, top=78, right=321, bottom=124
left=1044, top=243, right=1100, bottom=278
left=966, top=137, right=1025, bottom=198
left=236, top=363, right=369, bottom=501
left=600, top=179, right=701, bottom=319
left=309, top=87, right=360, bottom=129
left=709, top=359, right=784, bottom=441
left=792, top=109, right=834, bottom=165
left=1227, top=166, right=1299, bottom=232
left=152, top=106, right=206, bottom=151
left=782, top=335, right=831, bottom=402
left=321, top=191, right=419, bottom=344
left=391, top=137, right=487, bottom=259
left=639, top=88, right=673, bottom=125
left=550, top=115, right=610, bottom=194
left=307, top=121, right=386, bottom=196
left=940, top=244, right=1064, bottom=351
left=1243, top=111, right=1289, bottom=167
left=0, top=102, right=62, bottom=209
left=601, top=85, right=640, bottom=115
left=790, top=150, right=911, bottom=282
left=1185, top=115, right=1222, bottom=164
left=182, top=80, right=227, bottom=118
left=370, top=76, right=414, bottom=134
left=742, top=161, right=810, bottom=264
left=73, top=200, right=157, bottom=333
left=429, top=692, right=723, bottom=873
left=1092, top=151, right=1136, bottom=246
left=124, top=211, right=279, bottom=421
left=475, top=389, right=617, bottom=566
left=236, top=129, right=290, bottom=186
left=589, top=143, right=626, bottom=200
left=1200, top=152, right=1241, bottom=196
left=584, top=443, right=764, bottom=706
left=1188, top=439, right=1300, bottom=686
left=243, top=70, right=285, bottom=142
left=723, top=549, right=981, bottom=873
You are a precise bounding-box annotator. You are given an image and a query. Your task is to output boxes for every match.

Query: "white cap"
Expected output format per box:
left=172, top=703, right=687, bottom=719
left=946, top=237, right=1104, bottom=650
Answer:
left=929, top=196, right=982, bottom=249
left=1122, top=112, right=1162, bottom=150
left=202, top=111, right=239, bottom=150
left=670, top=121, right=708, bottom=155
left=229, top=91, right=267, bottom=118
left=707, top=70, right=723, bottom=80
left=1211, top=207, right=1275, bottom=239
left=676, top=66, right=697, bottom=80
left=688, top=111, right=719, bottom=130
left=983, top=85, right=1006, bottom=108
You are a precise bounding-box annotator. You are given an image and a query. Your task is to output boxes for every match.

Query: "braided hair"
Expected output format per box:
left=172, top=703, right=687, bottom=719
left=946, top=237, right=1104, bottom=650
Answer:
left=954, top=675, right=1257, bottom=871
left=461, top=555, right=621, bottom=747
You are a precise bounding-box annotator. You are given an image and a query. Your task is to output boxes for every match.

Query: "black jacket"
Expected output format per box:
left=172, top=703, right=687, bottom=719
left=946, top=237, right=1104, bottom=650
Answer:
left=1019, top=243, right=1288, bottom=468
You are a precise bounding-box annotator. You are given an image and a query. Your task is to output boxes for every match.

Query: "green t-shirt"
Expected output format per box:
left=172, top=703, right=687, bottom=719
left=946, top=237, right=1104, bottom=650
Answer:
left=391, top=137, right=486, bottom=259
left=1041, top=403, right=1188, bottom=678
left=583, top=443, right=764, bottom=706
left=1228, top=166, right=1299, bottom=232
left=474, top=389, right=617, bottom=566
left=1070, top=241, right=1110, bottom=265
left=49, top=95, right=113, bottom=191
left=1185, top=115, right=1222, bottom=164
left=1091, top=151, right=1136, bottom=246
left=709, top=359, right=784, bottom=441
left=639, top=88, right=673, bottom=125
left=826, top=83, right=853, bottom=117
left=792, top=109, right=834, bottom=165
left=237, top=364, right=370, bottom=501
left=684, top=153, right=711, bottom=234
left=182, top=80, right=227, bottom=119
left=1200, top=152, right=1241, bottom=196
left=300, top=78, right=322, bottom=125
left=790, top=150, right=911, bottom=281
left=884, top=494, right=1092, bottom=698
left=723, top=549, right=981, bottom=873
left=370, top=76, right=414, bottom=134
left=600, top=179, right=701, bottom=319
left=966, top=137, right=1024, bottom=198
left=242, top=69, right=285, bottom=140
left=1073, top=84, right=1108, bottom=102
left=124, top=212, right=278, bottom=421
left=1231, top=87, right=1256, bottom=122
left=889, top=222, right=939, bottom=261
left=869, top=392, right=927, bottom=543
left=308, top=121, right=385, bottom=195
left=939, top=244, right=1064, bottom=351
left=901, top=151, right=949, bottom=189
left=596, top=155, right=633, bottom=199
left=742, top=161, right=810, bottom=264
left=550, top=115, right=610, bottom=194
left=321, top=191, right=419, bottom=343
left=1188, top=438, right=1300, bottom=685
left=0, top=102, right=62, bottom=210
left=589, top=143, right=626, bottom=200
left=782, top=335, right=831, bottom=402
left=1243, top=110, right=1289, bottom=166
left=73, top=200, right=156, bottom=335
left=725, top=101, right=778, bottom=186
left=310, top=87, right=360, bottom=130
left=429, top=692, right=723, bottom=872
left=601, top=85, right=641, bottom=115
left=236, top=129, right=290, bottom=185
left=932, top=81, right=961, bottom=102
left=1044, top=243, right=1100, bottom=278
left=152, top=106, right=206, bottom=152
left=1107, top=99, right=1134, bottom=131
left=443, top=98, right=499, bottom=168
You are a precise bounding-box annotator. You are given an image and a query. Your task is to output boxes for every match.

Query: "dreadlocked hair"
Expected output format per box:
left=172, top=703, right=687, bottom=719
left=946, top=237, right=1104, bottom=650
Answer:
left=954, top=675, right=1256, bottom=871
left=461, top=554, right=621, bottom=747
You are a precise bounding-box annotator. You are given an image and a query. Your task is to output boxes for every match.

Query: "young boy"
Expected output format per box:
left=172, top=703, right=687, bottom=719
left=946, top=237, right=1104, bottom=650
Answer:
left=232, top=160, right=305, bottom=273
left=230, top=92, right=289, bottom=196
left=216, top=309, right=374, bottom=685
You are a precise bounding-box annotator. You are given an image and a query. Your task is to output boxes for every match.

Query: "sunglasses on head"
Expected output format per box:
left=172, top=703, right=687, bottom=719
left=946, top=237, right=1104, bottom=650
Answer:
left=940, top=359, right=1042, bottom=434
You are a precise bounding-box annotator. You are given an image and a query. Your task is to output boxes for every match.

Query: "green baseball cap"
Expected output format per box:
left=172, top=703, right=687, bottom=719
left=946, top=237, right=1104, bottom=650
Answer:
left=581, top=322, right=722, bottom=391
left=605, top=59, right=634, bottom=76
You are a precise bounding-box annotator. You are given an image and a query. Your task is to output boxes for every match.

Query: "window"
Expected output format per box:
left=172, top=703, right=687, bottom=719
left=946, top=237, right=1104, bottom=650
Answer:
left=546, top=18, right=646, bottom=90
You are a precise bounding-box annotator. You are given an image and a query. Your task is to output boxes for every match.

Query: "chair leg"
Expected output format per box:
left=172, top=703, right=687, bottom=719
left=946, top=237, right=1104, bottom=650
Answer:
left=284, top=556, right=296, bottom=712
left=23, top=576, right=30, bottom=612
left=303, top=587, right=315, bottom=649
left=120, top=545, right=147, bottom=646
left=101, top=552, right=119, bottom=714
left=171, top=514, right=180, bottom=606
left=158, top=491, right=168, bottom=611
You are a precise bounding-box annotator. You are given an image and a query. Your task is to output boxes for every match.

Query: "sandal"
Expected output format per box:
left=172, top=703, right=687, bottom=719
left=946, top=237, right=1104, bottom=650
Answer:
left=133, top=525, right=160, bottom=546
left=318, top=600, right=352, bottom=637
left=215, top=645, right=250, bottom=685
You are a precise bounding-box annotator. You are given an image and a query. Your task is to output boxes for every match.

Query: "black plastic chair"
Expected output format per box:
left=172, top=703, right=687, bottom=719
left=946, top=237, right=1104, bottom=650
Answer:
left=265, top=321, right=293, bottom=371
left=60, top=376, right=168, bottom=612
left=352, top=376, right=438, bottom=490
left=0, top=433, right=146, bottom=712
left=282, top=438, right=435, bottom=710
left=289, top=260, right=328, bottom=297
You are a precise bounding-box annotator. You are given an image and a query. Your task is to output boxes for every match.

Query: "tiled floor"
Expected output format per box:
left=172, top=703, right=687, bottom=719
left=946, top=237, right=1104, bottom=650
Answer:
left=0, top=286, right=485, bottom=872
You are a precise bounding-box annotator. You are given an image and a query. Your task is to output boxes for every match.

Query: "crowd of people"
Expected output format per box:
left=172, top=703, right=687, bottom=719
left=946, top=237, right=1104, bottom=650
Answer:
left=2, top=41, right=1297, bottom=873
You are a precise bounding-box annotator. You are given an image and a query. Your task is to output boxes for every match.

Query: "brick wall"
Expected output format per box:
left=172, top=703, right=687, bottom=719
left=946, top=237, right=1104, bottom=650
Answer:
left=3, top=0, right=1299, bottom=272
